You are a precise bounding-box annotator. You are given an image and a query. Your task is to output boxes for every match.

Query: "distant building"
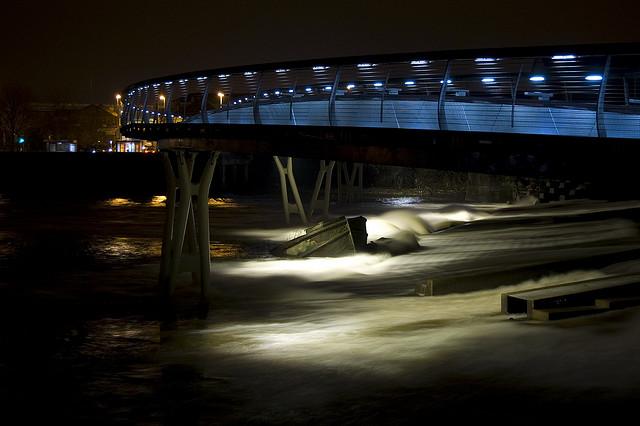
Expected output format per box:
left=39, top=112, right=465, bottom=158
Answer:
left=29, top=103, right=119, bottom=151
left=45, top=140, right=77, bottom=152
left=115, top=139, right=157, bottom=153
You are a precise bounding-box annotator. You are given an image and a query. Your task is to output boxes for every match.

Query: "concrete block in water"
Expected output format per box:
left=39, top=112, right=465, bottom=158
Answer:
left=274, top=216, right=367, bottom=258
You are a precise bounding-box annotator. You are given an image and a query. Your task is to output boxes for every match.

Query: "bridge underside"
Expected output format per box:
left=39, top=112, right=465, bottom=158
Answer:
left=124, top=123, right=640, bottom=182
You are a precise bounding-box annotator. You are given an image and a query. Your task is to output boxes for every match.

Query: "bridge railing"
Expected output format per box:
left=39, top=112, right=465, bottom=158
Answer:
left=121, top=46, right=640, bottom=139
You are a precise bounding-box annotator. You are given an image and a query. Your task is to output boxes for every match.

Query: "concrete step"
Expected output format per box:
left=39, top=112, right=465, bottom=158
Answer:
left=531, top=305, right=608, bottom=321
left=501, top=273, right=640, bottom=316
left=419, top=247, right=640, bottom=296
left=595, top=296, right=640, bottom=310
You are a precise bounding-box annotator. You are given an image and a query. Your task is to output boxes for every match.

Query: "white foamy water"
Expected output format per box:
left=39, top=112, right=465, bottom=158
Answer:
left=160, top=199, right=640, bottom=417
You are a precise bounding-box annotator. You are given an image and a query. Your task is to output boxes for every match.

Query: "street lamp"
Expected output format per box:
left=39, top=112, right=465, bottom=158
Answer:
left=115, top=94, right=122, bottom=116
left=159, top=95, right=166, bottom=118
left=115, top=94, right=123, bottom=132
left=217, top=92, right=224, bottom=108
left=158, top=95, right=167, bottom=114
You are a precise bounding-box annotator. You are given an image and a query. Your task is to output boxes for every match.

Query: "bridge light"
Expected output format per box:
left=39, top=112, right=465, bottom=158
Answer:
left=373, top=82, right=383, bottom=87
left=440, top=79, right=453, bottom=84
left=552, top=54, right=576, bottom=60
left=275, top=90, right=281, bottom=95
left=529, top=75, right=545, bottom=82
left=263, top=92, right=269, bottom=97
left=275, top=68, right=290, bottom=73
left=288, top=89, right=294, bottom=93
left=585, top=75, right=603, bottom=81
left=357, top=63, right=375, bottom=68
left=312, top=66, right=329, bottom=71
left=404, top=80, right=415, bottom=86
left=346, top=84, right=355, bottom=90
left=410, top=60, right=429, bottom=65
left=244, top=71, right=256, bottom=76
left=324, top=86, right=332, bottom=91
left=481, top=77, right=496, bottom=83
left=218, top=74, right=229, bottom=79
left=475, top=58, right=496, bottom=62
left=305, top=87, right=312, bottom=92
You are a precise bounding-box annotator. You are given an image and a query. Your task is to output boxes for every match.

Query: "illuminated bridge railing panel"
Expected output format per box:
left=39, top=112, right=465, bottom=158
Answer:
left=121, top=46, right=640, bottom=140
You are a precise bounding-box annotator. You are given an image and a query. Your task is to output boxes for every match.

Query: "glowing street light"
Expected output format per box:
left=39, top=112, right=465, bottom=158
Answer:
left=158, top=95, right=166, bottom=122
left=217, top=92, right=224, bottom=108
left=115, top=94, right=123, bottom=128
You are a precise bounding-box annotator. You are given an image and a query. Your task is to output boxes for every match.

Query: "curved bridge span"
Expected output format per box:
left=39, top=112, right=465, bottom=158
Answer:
left=120, top=43, right=640, bottom=301
left=121, top=43, right=640, bottom=178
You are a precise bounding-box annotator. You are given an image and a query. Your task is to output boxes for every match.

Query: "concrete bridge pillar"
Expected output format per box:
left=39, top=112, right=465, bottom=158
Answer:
left=337, top=162, right=363, bottom=203
left=273, top=156, right=308, bottom=225
left=309, top=160, right=335, bottom=220
left=159, top=150, right=219, bottom=302
left=274, top=157, right=341, bottom=224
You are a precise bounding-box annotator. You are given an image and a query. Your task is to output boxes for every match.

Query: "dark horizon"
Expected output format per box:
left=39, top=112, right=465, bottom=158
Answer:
left=3, top=0, right=639, bottom=104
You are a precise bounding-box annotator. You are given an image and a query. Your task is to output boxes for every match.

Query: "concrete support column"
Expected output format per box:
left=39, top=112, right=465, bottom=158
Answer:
left=309, top=160, right=335, bottom=220
left=273, top=156, right=308, bottom=225
left=159, top=149, right=220, bottom=302
left=337, top=162, right=363, bottom=203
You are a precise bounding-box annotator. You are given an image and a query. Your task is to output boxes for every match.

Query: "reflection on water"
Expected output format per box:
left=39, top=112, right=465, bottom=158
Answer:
left=103, top=197, right=140, bottom=207
left=4, top=195, right=640, bottom=423
left=210, top=242, right=246, bottom=259
left=146, top=195, right=167, bottom=207
left=78, top=318, right=160, bottom=359
left=93, top=237, right=163, bottom=261
left=208, top=197, right=238, bottom=207
left=0, top=195, right=259, bottom=276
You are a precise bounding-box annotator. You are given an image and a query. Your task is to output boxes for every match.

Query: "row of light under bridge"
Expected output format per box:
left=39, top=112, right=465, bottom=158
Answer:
left=120, top=45, right=640, bottom=140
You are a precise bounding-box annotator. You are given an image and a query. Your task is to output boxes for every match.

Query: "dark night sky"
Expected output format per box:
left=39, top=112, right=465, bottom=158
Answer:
left=2, top=0, right=638, bottom=104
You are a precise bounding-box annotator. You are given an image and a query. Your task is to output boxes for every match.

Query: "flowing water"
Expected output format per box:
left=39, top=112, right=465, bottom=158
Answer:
left=1, top=194, right=640, bottom=424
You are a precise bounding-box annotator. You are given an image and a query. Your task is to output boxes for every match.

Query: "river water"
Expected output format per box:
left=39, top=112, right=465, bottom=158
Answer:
left=1, top=194, right=640, bottom=424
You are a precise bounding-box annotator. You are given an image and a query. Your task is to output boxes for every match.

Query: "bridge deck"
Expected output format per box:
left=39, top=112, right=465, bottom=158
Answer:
left=120, top=43, right=640, bottom=179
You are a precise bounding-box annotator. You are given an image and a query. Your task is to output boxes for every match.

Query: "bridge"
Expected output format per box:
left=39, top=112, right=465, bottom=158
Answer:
left=119, top=43, right=640, bottom=303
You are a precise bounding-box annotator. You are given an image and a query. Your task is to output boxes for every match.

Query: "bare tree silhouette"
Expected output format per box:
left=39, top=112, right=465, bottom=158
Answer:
left=0, top=83, right=32, bottom=151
